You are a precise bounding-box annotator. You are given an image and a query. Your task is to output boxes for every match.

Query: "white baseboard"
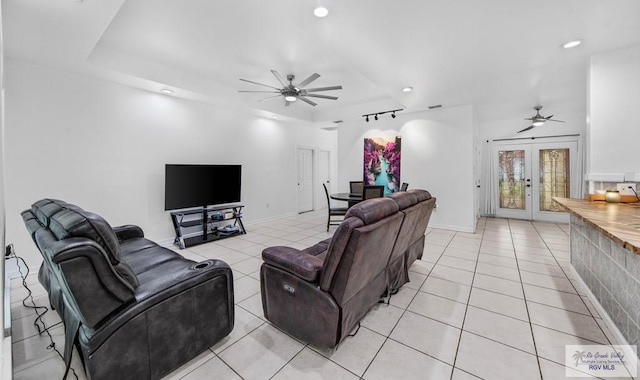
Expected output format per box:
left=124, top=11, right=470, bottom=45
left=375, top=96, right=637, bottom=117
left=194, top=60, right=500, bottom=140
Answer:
left=428, top=223, right=476, bottom=234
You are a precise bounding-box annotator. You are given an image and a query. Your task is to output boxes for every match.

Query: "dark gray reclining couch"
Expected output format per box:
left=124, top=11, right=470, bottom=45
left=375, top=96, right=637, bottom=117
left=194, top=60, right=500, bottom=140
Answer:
left=260, top=189, right=435, bottom=348
left=21, top=199, right=234, bottom=379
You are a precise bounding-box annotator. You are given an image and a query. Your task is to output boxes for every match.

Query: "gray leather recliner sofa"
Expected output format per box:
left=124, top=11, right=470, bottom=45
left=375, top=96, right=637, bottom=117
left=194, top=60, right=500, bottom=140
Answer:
left=21, top=199, right=234, bottom=379
left=260, top=189, right=435, bottom=349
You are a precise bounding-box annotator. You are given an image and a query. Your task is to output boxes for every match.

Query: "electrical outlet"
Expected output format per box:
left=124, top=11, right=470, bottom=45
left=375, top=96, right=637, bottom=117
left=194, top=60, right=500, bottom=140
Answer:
left=5, top=244, right=14, bottom=258
left=616, top=183, right=636, bottom=195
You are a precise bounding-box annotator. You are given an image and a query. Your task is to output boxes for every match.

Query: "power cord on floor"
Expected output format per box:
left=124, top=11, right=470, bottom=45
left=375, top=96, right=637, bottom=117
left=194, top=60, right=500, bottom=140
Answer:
left=629, top=186, right=640, bottom=201
left=7, top=244, right=79, bottom=380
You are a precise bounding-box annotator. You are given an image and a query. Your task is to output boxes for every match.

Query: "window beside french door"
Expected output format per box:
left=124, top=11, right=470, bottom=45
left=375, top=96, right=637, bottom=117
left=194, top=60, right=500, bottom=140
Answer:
left=495, top=140, right=577, bottom=222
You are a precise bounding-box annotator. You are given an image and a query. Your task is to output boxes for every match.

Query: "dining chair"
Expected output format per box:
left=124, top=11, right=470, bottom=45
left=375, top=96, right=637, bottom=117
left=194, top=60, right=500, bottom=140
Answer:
left=363, top=185, right=385, bottom=200
left=323, top=183, right=348, bottom=231
left=349, top=181, right=364, bottom=195
left=400, top=182, right=409, bottom=191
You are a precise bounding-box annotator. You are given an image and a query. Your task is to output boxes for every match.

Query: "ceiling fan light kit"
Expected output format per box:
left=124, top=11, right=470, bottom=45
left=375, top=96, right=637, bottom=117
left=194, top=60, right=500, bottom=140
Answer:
left=313, top=7, right=329, bottom=18
left=518, top=105, right=565, bottom=133
left=239, top=70, right=342, bottom=107
left=562, top=40, right=582, bottom=49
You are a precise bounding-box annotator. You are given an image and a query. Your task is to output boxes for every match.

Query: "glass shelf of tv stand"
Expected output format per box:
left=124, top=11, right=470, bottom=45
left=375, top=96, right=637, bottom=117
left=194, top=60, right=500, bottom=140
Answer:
left=170, top=204, right=245, bottom=249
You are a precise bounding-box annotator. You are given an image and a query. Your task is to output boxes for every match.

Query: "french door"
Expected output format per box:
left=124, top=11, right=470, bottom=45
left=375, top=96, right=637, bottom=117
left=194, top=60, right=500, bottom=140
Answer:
left=494, top=140, right=577, bottom=222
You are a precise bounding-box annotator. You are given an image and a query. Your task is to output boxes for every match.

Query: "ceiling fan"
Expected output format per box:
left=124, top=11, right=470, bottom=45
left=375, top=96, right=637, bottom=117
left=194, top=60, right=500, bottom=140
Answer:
left=518, top=105, right=565, bottom=133
left=238, top=70, right=342, bottom=106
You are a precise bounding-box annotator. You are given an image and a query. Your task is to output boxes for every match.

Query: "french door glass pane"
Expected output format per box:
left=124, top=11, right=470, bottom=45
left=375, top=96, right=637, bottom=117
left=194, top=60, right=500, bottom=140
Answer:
left=539, top=148, right=570, bottom=212
left=498, top=150, right=526, bottom=209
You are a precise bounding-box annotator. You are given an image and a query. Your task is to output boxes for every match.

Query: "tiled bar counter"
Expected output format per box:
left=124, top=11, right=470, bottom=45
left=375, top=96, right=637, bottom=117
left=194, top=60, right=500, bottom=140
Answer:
left=554, top=198, right=640, bottom=351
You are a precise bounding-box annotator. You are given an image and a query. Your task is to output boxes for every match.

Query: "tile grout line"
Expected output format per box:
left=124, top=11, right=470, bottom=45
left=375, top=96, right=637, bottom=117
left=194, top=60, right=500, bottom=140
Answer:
left=529, top=221, right=615, bottom=345
left=449, top=220, right=485, bottom=380
left=358, top=228, right=455, bottom=378
left=507, top=218, right=545, bottom=380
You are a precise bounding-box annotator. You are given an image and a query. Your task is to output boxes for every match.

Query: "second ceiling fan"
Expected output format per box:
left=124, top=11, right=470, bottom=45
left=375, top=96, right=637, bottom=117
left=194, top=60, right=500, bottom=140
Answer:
left=239, top=70, right=343, bottom=106
left=518, top=106, right=565, bottom=133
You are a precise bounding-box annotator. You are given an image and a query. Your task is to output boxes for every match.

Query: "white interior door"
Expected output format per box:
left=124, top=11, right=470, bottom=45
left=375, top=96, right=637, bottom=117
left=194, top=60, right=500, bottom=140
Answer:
left=297, top=148, right=314, bottom=213
left=319, top=150, right=330, bottom=208
left=495, top=139, right=577, bottom=222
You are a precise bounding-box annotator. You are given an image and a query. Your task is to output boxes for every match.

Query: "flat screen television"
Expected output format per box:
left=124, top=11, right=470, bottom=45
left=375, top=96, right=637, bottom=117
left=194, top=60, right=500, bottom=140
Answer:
left=165, top=164, right=242, bottom=210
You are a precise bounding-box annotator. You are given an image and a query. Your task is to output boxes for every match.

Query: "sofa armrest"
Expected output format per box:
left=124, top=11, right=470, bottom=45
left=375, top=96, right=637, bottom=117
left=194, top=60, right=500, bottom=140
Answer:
left=46, top=237, right=136, bottom=328
left=113, top=225, right=144, bottom=241
left=262, top=246, right=324, bottom=282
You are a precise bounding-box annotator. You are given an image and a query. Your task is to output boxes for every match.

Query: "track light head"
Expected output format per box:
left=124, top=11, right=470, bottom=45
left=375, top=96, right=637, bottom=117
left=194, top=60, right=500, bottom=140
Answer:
left=362, top=109, right=403, bottom=122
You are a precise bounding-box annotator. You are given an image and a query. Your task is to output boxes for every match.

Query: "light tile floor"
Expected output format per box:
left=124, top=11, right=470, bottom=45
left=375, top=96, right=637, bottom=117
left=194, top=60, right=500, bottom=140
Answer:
left=9, top=213, right=638, bottom=379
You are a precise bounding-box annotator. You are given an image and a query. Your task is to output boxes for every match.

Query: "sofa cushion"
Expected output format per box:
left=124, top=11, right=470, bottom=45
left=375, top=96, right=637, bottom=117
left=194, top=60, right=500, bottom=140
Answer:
left=49, top=208, right=122, bottom=265
left=388, top=191, right=418, bottom=210
left=344, top=197, right=399, bottom=225
left=22, top=211, right=43, bottom=240
left=32, top=199, right=62, bottom=227
left=407, top=189, right=432, bottom=202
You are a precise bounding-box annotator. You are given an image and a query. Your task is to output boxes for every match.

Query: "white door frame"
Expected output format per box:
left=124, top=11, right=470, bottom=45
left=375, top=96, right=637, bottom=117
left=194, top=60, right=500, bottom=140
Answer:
left=296, top=147, right=314, bottom=213
left=494, top=136, right=579, bottom=222
left=318, top=150, right=331, bottom=208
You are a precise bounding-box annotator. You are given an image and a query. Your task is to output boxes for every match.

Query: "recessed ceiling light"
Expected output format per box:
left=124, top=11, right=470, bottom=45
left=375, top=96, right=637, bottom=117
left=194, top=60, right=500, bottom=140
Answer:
left=160, top=88, right=173, bottom=94
left=402, top=86, right=413, bottom=92
left=285, top=96, right=297, bottom=102
left=314, top=7, right=328, bottom=18
left=562, top=40, right=582, bottom=49
left=272, top=116, right=278, bottom=119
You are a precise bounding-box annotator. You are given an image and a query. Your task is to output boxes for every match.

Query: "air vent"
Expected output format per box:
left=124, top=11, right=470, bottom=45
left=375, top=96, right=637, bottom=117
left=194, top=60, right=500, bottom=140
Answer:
left=428, top=104, right=442, bottom=109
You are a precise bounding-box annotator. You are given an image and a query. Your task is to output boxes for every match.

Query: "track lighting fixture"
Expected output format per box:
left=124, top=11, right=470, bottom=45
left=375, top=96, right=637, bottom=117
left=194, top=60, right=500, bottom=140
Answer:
left=361, top=109, right=403, bottom=122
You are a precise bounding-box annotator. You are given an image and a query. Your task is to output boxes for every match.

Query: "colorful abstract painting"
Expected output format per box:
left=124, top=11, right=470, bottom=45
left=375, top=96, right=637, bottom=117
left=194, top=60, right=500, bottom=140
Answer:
left=363, top=136, right=401, bottom=195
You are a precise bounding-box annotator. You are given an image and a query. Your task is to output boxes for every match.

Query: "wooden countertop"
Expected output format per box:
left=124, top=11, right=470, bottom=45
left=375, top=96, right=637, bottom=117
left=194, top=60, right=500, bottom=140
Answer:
left=553, top=197, right=640, bottom=255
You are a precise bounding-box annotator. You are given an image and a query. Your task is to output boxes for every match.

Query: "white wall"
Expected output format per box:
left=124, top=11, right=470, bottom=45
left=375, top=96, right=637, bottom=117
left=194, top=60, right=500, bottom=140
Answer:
left=4, top=60, right=338, bottom=267
left=0, top=2, right=10, bottom=374
left=588, top=45, right=640, bottom=178
left=337, top=105, right=476, bottom=232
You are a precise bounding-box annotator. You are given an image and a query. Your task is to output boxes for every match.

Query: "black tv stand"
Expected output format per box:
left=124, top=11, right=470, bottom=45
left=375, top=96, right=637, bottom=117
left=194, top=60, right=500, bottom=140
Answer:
left=170, top=204, right=245, bottom=249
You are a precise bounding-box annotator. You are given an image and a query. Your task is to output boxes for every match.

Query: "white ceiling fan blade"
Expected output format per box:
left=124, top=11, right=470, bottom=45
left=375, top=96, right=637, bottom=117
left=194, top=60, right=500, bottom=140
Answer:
left=297, top=73, right=320, bottom=88
left=297, top=96, right=317, bottom=106
left=239, top=78, right=280, bottom=90
left=305, top=86, right=343, bottom=92
left=270, top=70, right=288, bottom=87
left=238, top=90, right=280, bottom=93
left=305, top=94, right=338, bottom=100
left=548, top=119, right=565, bottom=123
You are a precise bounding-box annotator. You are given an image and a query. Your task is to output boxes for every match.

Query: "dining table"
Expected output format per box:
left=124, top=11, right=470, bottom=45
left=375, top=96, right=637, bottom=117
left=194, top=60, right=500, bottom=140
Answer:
left=330, top=192, right=363, bottom=208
